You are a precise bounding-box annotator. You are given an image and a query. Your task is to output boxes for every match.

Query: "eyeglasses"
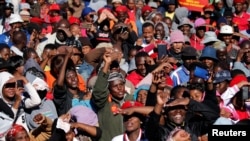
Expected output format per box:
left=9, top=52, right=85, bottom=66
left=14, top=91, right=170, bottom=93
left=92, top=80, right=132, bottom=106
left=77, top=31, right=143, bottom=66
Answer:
left=4, top=82, right=16, bottom=88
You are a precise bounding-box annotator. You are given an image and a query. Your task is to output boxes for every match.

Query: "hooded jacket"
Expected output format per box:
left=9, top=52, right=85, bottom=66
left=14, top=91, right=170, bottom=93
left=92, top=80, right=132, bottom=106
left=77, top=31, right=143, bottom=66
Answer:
left=0, top=71, right=41, bottom=132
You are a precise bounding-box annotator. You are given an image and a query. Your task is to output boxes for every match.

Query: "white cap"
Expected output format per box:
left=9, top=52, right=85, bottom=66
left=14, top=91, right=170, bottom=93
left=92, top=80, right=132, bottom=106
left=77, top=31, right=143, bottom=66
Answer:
left=19, top=10, right=30, bottom=16
left=9, top=14, right=24, bottom=24
left=112, top=0, right=122, bottom=3
left=20, top=3, right=31, bottom=10
left=148, top=1, right=158, bottom=9
left=220, top=25, right=233, bottom=34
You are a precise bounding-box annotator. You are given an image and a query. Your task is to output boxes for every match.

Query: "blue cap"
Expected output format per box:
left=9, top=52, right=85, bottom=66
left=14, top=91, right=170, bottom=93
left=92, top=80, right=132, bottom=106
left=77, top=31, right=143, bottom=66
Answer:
left=81, top=7, right=95, bottom=17
left=199, top=46, right=218, bottom=61
left=213, top=70, right=232, bottom=84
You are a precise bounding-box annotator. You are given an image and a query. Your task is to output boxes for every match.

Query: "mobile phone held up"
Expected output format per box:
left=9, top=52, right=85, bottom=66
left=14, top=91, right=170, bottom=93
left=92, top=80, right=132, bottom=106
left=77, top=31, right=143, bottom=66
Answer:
left=17, top=80, right=24, bottom=88
left=157, top=44, right=167, bottom=59
left=193, top=66, right=209, bottom=80
left=242, top=86, right=249, bottom=101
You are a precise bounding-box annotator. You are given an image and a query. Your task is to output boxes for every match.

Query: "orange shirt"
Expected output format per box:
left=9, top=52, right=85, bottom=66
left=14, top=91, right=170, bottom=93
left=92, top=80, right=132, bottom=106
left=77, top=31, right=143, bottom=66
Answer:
left=44, top=71, right=86, bottom=92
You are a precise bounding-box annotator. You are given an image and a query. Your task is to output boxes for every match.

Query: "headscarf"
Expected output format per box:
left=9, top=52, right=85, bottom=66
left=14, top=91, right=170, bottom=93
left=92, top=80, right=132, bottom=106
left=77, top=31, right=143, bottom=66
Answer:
left=6, top=124, right=27, bottom=141
left=133, top=84, right=150, bottom=100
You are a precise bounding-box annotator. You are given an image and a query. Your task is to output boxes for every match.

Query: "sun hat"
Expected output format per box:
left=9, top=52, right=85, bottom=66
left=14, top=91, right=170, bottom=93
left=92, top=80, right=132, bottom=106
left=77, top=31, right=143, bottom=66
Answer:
left=9, top=14, right=23, bottom=24
left=177, top=17, right=193, bottom=29
left=213, top=70, right=232, bottom=84
left=199, top=46, right=218, bottom=61
left=170, top=30, right=185, bottom=44
left=201, top=31, right=220, bottom=44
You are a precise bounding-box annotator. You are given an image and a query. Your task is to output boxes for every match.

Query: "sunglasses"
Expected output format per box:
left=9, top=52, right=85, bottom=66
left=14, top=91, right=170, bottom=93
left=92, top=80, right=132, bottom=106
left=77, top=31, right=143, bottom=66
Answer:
left=4, top=82, right=16, bottom=88
left=115, top=26, right=128, bottom=34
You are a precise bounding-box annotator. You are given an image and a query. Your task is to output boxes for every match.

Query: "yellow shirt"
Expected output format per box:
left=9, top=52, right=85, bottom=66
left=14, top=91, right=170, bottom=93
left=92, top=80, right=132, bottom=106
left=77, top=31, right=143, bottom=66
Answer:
left=165, top=12, right=175, bottom=20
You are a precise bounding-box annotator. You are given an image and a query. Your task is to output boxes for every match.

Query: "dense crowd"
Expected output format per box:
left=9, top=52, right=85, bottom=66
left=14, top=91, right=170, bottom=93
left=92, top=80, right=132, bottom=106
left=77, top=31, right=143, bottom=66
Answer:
left=0, top=0, right=250, bottom=140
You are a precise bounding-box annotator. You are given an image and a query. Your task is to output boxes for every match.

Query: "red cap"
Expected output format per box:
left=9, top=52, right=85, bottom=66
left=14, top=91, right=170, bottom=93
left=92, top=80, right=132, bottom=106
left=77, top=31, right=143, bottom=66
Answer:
left=203, top=4, right=214, bottom=11
left=233, top=0, right=245, bottom=3
left=115, top=5, right=128, bottom=13
left=141, top=5, right=152, bottom=15
left=229, top=74, right=247, bottom=87
left=121, top=101, right=144, bottom=109
left=49, top=3, right=60, bottom=11
left=30, top=17, right=44, bottom=25
left=97, top=7, right=111, bottom=15
left=68, top=16, right=80, bottom=25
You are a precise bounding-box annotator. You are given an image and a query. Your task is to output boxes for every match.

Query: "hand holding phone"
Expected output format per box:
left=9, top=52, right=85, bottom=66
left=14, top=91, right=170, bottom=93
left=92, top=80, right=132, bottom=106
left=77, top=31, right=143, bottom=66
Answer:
left=193, top=66, right=209, bottom=80
left=242, top=86, right=249, bottom=101
left=157, top=44, right=168, bottom=59
left=16, top=80, right=24, bottom=88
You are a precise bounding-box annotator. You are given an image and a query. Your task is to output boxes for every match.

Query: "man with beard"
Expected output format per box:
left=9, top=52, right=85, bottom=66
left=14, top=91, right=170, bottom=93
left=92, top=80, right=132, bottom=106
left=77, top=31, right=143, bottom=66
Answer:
left=170, top=46, right=198, bottom=86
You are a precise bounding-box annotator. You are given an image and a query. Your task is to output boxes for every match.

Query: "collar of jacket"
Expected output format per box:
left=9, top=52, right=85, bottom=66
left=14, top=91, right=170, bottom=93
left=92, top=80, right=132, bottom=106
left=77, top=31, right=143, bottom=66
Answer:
left=167, top=121, right=186, bottom=129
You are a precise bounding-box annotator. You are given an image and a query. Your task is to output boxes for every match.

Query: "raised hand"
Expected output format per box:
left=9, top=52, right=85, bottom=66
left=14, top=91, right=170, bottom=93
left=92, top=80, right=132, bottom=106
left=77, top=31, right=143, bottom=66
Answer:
left=152, top=71, right=163, bottom=85
left=103, top=49, right=113, bottom=64
left=165, top=97, right=190, bottom=107
left=33, top=113, right=45, bottom=124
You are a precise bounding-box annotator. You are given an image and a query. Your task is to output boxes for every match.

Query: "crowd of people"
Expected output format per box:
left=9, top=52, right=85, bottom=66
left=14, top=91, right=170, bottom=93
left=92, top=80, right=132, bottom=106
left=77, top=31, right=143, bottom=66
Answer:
left=0, top=0, right=250, bottom=140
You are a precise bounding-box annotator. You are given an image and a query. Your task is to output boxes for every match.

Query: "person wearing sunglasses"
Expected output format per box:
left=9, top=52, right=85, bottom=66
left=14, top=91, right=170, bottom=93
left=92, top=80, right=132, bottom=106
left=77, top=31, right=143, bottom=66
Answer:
left=0, top=71, right=41, bottom=134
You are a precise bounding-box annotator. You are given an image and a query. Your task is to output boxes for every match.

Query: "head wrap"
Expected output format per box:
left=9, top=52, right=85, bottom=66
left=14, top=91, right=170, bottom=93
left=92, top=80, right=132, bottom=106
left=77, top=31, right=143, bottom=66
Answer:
left=108, top=72, right=126, bottom=83
left=6, top=124, right=27, bottom=140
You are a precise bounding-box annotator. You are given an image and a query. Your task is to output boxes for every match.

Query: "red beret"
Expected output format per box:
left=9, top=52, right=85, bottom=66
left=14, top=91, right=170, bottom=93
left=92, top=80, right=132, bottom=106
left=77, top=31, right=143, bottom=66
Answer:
left=141, top=5, right=152, bottom=15
left=121, top=101, right=144, bottom=109
left=30, top=17, right=44, bottom=25
left=203, top=4, right=214, bottom=11
left=68, top=16, right=80, bottom=25
left=229, top=74, right=247, bottom=87
left=233, top=0, right=246, bottom=3
left=115, top=5, right=128, bottom=13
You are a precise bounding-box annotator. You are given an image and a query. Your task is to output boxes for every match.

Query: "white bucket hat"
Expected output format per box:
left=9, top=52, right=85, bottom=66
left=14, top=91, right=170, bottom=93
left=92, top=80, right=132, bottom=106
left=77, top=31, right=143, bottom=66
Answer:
left=9, top=14, right=24, bottom=24
left=201, top=31, right=220, bottom=44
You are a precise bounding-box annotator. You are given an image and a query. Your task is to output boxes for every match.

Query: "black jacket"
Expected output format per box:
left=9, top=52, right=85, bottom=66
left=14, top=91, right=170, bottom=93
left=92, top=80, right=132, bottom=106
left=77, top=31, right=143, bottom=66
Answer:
left=53, top=85, right=85, bottom=116
left=145, top=99, right=219, bottom=141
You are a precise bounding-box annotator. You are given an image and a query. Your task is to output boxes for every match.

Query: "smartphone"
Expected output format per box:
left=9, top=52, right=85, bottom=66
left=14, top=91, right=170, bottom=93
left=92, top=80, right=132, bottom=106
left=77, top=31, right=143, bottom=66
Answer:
left=193, top=66, right=209, bottom=80
left=157, top=44, right=167, bottom=59
left=242, top=86, right=249, bottom=101
left=17, top=80, right=24, bottom=88
left=233, top=25, right=239, bottom=33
